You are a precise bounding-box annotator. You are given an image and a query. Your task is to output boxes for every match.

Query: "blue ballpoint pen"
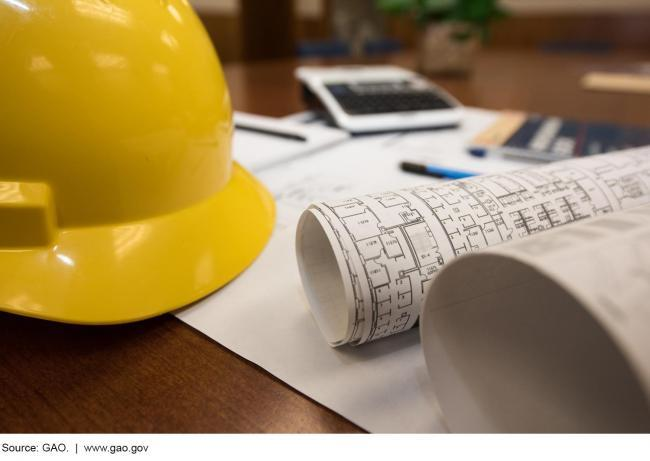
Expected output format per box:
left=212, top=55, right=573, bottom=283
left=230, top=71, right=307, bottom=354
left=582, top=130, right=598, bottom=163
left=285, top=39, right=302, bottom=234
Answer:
left=400, top=161, right=478, bottom=180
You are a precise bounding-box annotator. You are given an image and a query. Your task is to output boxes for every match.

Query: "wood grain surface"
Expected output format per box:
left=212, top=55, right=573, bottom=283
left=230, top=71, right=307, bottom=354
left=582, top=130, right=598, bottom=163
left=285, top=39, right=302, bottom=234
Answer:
left=1, top=49, right=649, bottom=433
left=0, top=313, right=360, bottom=433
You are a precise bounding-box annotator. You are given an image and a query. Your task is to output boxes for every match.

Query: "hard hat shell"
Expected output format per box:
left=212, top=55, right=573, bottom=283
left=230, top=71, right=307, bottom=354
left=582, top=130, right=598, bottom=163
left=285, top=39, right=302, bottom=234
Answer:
left=0, top=0, right=275, bottom=323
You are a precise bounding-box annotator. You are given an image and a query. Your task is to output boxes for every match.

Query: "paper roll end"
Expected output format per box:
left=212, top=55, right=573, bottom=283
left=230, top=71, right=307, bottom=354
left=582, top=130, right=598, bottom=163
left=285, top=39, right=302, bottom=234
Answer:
left=296, top=208, right=354, bottom=346
left=421, top=253, right=650, bottom=432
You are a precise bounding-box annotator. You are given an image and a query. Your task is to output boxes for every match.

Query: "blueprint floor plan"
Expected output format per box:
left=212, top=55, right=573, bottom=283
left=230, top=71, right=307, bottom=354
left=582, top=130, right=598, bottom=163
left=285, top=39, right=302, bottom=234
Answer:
left=298, top=149, right=650, bottom=345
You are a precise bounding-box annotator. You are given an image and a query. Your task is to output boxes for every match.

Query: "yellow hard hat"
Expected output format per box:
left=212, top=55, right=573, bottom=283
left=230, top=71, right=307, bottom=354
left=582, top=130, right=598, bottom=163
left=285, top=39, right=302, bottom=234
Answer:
left=0, top=0, right=275, bottom=324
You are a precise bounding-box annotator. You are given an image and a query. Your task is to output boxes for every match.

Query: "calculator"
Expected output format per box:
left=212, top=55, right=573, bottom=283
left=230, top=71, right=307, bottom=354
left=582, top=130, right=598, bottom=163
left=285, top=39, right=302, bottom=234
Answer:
left=296, top=65, right=463, bottom=134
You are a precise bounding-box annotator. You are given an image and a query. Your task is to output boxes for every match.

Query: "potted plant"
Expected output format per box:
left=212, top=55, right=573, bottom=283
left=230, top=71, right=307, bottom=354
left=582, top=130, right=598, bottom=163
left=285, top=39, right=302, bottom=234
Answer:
left=377, top=0, right=507, bottom=74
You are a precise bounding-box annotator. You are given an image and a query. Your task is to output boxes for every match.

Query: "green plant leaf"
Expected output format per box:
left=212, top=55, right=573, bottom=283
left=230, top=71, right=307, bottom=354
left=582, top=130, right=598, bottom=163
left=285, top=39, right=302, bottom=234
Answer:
left=420, top=0, right=456, bottom=14
left=377, top=0, right=509, bottom=31
left=375, top=0, right=417, bottom=14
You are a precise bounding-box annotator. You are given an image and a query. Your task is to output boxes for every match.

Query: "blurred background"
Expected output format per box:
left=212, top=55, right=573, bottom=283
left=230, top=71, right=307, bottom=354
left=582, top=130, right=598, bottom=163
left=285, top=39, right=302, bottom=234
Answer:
left=190, top=0, right=650, bottom=64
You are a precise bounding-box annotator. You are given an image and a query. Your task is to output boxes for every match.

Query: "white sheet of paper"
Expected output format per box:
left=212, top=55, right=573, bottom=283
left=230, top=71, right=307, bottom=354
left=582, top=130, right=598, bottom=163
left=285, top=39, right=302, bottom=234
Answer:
left=177, top=227, right=446, bottom=433
left=233, top=112, right=349, bottom=172
left=175, top=108, right=523, bottom=432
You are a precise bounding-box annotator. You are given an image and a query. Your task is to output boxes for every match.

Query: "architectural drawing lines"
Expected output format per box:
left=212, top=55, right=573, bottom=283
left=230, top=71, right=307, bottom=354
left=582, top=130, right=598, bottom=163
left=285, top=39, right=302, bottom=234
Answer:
left=308, top=149, right=650, bottom=344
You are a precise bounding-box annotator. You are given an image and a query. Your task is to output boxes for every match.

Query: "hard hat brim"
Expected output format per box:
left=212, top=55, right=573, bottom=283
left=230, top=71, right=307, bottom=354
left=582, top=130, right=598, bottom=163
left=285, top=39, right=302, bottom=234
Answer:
left=0, top=163, right=275, bottom=324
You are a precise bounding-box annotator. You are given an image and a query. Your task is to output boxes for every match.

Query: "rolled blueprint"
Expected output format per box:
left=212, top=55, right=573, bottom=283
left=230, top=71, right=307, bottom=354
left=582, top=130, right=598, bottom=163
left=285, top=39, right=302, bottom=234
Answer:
left=421, top=203, right=650, bottom=432
left=295, top=147, right=650, bottom=346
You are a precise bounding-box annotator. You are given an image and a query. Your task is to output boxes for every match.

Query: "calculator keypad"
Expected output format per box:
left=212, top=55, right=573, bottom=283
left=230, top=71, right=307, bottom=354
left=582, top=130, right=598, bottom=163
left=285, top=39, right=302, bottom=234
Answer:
left=325, top=81, right=453, bottom=115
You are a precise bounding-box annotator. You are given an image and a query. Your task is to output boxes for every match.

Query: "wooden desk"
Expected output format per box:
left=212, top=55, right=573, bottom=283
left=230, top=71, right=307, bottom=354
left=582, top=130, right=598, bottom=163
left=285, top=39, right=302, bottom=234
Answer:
left=224, top=49, right=650, bottom=125
left=1, top=49, right=649, bottom=433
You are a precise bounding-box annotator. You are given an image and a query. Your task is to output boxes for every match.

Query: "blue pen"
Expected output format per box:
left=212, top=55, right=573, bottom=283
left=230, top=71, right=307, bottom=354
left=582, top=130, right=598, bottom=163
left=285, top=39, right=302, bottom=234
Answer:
left=400, top=161, right=478, bottom=180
